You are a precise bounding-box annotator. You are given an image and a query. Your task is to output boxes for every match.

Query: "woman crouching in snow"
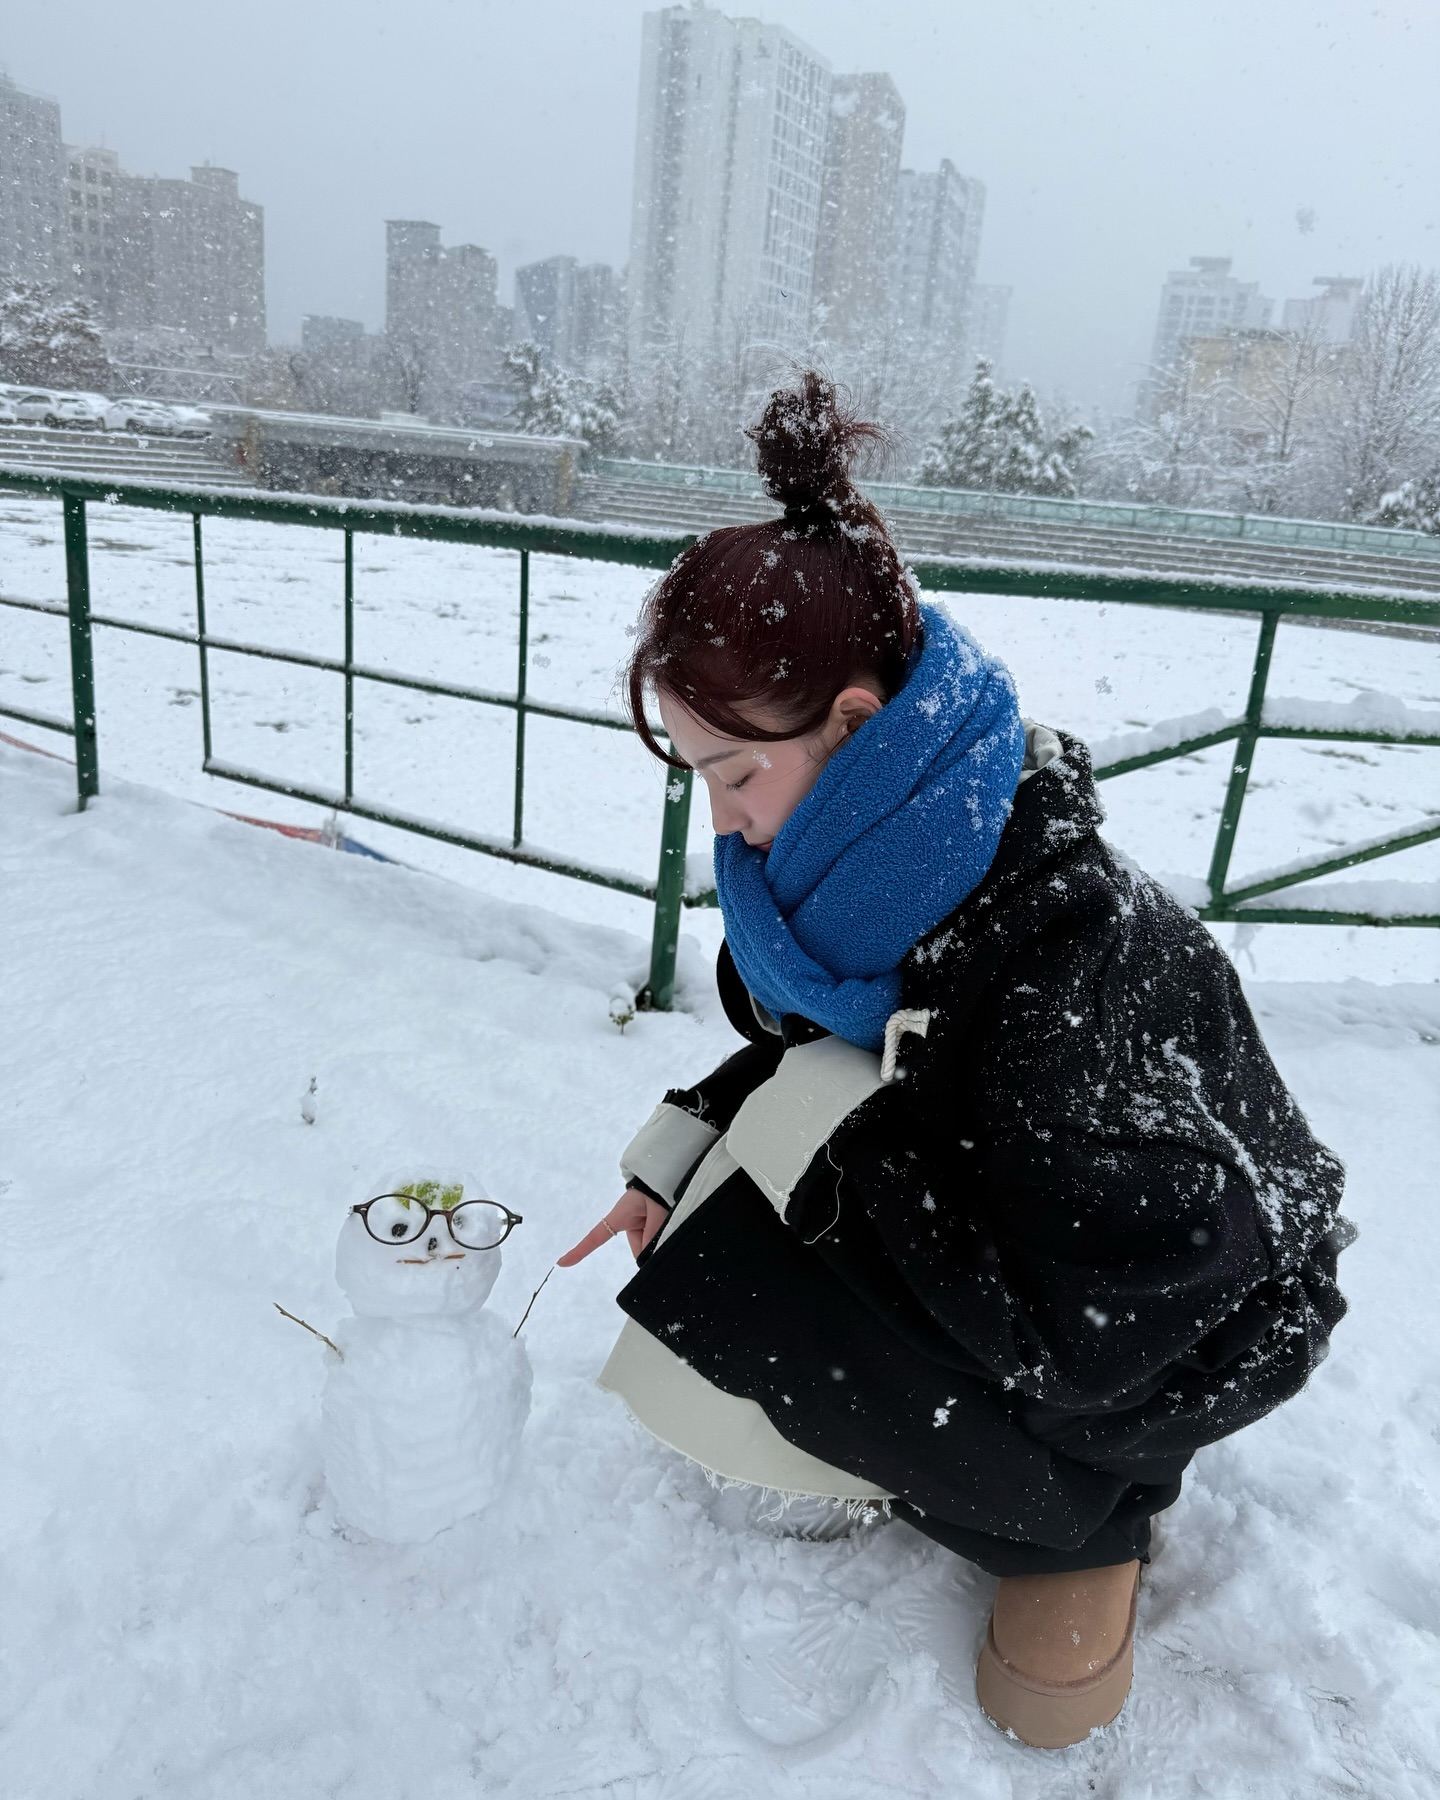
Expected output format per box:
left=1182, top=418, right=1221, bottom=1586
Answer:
left=560, top=373, right=1350, bottom=1749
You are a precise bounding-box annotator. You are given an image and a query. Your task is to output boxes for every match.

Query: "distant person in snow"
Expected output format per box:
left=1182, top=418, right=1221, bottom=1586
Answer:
left=559, top=371, right=1351, bottom=1750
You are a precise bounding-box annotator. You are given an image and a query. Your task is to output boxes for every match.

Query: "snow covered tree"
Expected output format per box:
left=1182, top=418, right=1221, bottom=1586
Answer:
left=1085, top=355, right=1239, bottom=509
left=501, top=341, right=551, bottom=429
left=1209, top=314, right=1343, bottom=516
left=0, top=279, right=111, bottom=391
left=501, top=342, right=623, bottom=461
left=1369, top=468, right=1440, bottom=534
left=623, top=323, right=690, bottom=461
left=1324, top=265, right=1440, bottom=519
left=917, top=360, right=1091, bottom=497
left=383, top=330, right=430, bottom=416
left=813, top=318, right=953, bottom=468
left=566, top=380, right=623, bottom=461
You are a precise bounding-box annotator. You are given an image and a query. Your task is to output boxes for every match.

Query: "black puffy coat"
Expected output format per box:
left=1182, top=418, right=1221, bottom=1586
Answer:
left=617, top=737, right=1349, bottom=1571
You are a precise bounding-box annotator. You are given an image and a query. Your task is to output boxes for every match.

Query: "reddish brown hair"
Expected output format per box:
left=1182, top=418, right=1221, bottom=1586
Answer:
left=626, top=372, right=921, bottom=767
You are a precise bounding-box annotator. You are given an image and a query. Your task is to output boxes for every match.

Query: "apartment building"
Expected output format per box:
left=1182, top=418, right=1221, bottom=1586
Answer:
left=628, top=4, right=831, bottom=365
left=893, top=159, right=986, bottom=402
left=811, top=73, right=906, bottom=350
left=0, top=73, right=67, bottom=285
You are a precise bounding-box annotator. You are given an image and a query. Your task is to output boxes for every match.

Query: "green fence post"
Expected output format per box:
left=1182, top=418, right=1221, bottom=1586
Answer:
left=193, top=513, right=213, bottom=765
left=640, top=768, right=693, bottom=1012
left=513, top=549, right=529, bottom=847
left=63, top=493, right=99, bottom=810
left=343, top=528, right=355, bottom=802
left=1206, top=611, right=1279, bottom=906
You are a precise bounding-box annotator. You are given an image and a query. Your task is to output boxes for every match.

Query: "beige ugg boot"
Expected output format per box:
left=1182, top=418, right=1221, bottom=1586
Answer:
left=975, top=1559, right=1140, bottom=1748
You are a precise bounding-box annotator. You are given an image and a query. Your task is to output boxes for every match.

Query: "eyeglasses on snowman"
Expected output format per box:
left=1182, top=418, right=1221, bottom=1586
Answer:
left=352, top=1192, right=523, bottom=1251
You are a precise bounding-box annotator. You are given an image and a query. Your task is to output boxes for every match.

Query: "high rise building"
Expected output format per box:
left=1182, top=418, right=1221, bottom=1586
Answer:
left=0, top=73, right=67, bottom=285
left=811, top=73, right=905, bottom=349
left=302, top=314, right=366, bottom=357
left=724, top=16, right=830, bottom=346
left=64, top=145, right=121, bottom=317
left=1281, top=275, right=1364, bottom=345
left=893, top=160, right=985, bottom=401
left=441, top=243, right=502, bottom=382
left=968, top=283, right=1011, bottom=376
left=516, top=255, right=622, bottom=374
left=385, top=221, right=443, bottom=342
left=4, top=73, right=264, bottom=358
left=297, top=314, right=385, bottom=416
left=109, top=164, right=265, bottom=353
left=515, top=255, right=576, bottom=362
left=1176, top=276, right=1360, bottom=450
left=1148, top=256, right=1273, bottom=377
left=385, top=220, right=502, bottom=414
left=628, top=5, right=830, bottom=370
left=571, top=262, right=622, bottom=374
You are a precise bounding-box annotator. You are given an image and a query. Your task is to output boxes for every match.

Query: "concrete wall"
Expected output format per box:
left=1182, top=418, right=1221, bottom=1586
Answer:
left=213, top=407, right=584, bottom=514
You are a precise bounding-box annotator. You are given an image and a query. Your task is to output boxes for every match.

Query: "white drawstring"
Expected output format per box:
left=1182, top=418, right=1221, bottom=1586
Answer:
left=880, top=1008, right=932, bottom=1083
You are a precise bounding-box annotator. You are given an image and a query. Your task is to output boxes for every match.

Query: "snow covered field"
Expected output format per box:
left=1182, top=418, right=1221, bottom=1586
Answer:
left=2, top=492, right=1439, bottom=1795
left=3, top=739, right=1439, bottom=1798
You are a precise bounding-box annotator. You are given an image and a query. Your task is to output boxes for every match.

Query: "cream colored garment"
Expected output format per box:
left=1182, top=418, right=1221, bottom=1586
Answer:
left=727, top=1035, right=887, bottom=1217
left=619, top=1101, right=718, bottom=1206
left=1018, top=720, right=1064, bottom=781
left=598, top=1137, right=893, bottom=1500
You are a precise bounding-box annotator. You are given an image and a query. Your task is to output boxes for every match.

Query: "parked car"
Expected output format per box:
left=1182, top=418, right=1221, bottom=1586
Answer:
left=11, top=391, right=59, bottom=424
left=105, top=397, right=181, bottom=435
left=0, top=392, right=19, bottom=425
left=48, top=391, right=110, bottom=429
left=165, top=405, right=213, bottom=438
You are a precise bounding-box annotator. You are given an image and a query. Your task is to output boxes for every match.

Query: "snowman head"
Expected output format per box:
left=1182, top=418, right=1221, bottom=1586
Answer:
left=335, top=1174, right=515, bottom=1319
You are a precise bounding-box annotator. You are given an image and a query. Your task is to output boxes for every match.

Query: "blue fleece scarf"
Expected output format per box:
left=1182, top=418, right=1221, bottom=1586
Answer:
left=713, top=603, right=1025, bottom=1051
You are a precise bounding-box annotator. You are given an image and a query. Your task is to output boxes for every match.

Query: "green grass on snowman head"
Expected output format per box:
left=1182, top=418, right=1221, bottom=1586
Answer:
left=394, top=1178, right=466, bottom=1212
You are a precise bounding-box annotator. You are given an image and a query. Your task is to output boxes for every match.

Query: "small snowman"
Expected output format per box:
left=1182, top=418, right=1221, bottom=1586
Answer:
left=321, top=1173, right=532, bottom=1543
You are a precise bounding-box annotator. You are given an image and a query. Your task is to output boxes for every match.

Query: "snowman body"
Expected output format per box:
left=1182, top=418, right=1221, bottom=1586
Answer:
left=322, top=1209, right=532, bottom=1543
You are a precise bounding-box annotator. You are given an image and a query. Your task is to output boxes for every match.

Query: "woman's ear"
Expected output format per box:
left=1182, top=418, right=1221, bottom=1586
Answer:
left=830, top=684, right=884, bottom=738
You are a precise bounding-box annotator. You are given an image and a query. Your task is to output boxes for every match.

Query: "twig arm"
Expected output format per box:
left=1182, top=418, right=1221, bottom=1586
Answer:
left=274, top=1302, right=344, bottom=1359
left=513, top=1264, right=555, bottom=1339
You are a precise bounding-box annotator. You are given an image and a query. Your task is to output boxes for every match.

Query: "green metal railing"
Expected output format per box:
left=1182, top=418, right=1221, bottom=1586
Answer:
left=1, top=467, right=1437, bottom=1013
left=0, top=472, right=708, bottom=1008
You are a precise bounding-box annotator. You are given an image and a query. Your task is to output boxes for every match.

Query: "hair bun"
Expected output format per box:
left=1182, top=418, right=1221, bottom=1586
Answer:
left=748, top=371, right=886, bottom=524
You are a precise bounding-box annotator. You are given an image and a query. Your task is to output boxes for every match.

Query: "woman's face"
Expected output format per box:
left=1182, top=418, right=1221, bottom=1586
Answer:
left=658, top=686, right=881, bottom=852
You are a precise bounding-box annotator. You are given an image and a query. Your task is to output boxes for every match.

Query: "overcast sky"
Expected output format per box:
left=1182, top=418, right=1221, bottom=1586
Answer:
left=5, top=0, right=1437, bottom=413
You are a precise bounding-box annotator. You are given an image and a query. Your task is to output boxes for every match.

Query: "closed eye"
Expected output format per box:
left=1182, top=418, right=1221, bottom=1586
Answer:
left=725, top=774, right=752, bottom=792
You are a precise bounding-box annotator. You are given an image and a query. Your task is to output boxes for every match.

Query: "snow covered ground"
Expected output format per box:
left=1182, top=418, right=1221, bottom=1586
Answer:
left=4, top=732, right=1440, bottom=1799
left=2, top=492, right=1439, bottom=1794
